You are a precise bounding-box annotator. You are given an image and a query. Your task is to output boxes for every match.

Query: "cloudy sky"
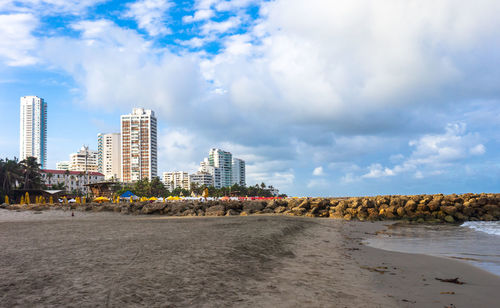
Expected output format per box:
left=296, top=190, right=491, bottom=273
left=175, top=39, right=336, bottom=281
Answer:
left=1, top=0, right=500, bottom=196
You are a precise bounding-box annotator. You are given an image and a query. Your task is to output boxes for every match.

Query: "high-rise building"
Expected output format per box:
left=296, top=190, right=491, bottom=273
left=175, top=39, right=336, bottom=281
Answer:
left=56, top=161, right=70, bottom=170
left=98, top=133, right=121, bottom=180
left=19, top=96, right=47, bottom=168
left=162, top=171, right=190, bottom=191
left=69, top=146, right=98, bottom=172
left=121, top=108, right=157, bottom=182
left=208, top=148, right=232, bottom=187
left=231, top=158, right=246, bottom=186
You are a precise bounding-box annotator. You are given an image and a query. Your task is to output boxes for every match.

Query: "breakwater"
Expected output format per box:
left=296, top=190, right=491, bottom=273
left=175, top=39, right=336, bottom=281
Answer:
left=2, top=193, right=499, bottom=223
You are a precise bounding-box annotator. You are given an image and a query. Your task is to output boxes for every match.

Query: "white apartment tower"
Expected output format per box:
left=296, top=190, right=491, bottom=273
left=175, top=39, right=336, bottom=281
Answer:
left=199, top=158, right=222, bottom=188
left=232, top=158, right=246, bottom=186
left=19, top=96, right=47, bottom=168
left=121, top=108, right=157, bottom=182
left=98, top=133, right=121, bottom=180
left=208, top=148, right=232, bottom=187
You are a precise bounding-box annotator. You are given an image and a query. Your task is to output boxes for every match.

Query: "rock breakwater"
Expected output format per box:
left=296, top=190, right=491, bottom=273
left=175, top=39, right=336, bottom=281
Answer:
left=2, top=193, right=499, bottom=223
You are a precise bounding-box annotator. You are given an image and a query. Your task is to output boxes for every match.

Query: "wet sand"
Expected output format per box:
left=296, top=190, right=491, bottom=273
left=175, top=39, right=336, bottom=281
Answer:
left=1, top=209, right=499, bottom=307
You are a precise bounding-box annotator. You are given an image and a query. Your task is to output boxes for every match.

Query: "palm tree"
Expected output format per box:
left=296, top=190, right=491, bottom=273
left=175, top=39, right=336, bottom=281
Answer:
left=19, top=156, right=42, bottom=190
left=47, top=172, right=53, bottom=187
left=1, top=158, right=23, bottom=195
left=64, top=170, right=70, bottom=191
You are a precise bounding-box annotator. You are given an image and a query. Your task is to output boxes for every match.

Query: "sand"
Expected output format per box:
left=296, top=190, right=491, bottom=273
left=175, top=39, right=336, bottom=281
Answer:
left=0, top=209, right=499, bottom=307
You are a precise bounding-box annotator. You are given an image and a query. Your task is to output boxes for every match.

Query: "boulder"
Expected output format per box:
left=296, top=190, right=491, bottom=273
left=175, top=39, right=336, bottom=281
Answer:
left=444, top=215, right=455, bottom=223
left=243, top=201, right=265, bottom=214
left=274, top=206, right=287, bottom=214
left=182, top=209, right=197, bottom=216
left=225, top=209, right=239, bottom=216
left=441, top=206, right=457, bottom=216
left=205, top=205, right=225, bottom=216
left=141, top=203, right=166, bottom=214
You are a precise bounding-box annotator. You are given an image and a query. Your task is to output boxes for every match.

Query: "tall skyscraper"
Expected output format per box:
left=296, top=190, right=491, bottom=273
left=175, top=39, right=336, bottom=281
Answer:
left=121, top=108, right=157, bottom=182
left=209, top=148, right=233, bottom=187
left=98, top=133, right=121, bottom=180
left=19, top=96, right=47, bottom=168
left=231, top=158, right=246, bottom=186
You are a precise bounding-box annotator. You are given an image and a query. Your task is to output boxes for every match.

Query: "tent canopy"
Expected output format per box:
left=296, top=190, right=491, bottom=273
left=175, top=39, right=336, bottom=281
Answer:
left=120, top=191, right=136, bottom=198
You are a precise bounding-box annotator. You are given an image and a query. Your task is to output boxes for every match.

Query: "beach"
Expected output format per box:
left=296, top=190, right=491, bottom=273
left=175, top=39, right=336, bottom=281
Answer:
left=1, top=209, right=499, bottom=307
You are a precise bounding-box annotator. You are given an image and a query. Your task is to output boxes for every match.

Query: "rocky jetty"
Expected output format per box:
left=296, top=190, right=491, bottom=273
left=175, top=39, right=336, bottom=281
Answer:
left=1, top=193, right=499, bottom=223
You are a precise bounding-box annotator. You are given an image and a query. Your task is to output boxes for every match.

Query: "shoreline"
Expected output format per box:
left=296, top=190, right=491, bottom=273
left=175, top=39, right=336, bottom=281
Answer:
left=1, top=210, right=499, bottom=307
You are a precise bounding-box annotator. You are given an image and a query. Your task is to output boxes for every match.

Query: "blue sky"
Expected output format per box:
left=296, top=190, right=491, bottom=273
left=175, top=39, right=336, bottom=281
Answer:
left=1, top=0, right=500, bottom=196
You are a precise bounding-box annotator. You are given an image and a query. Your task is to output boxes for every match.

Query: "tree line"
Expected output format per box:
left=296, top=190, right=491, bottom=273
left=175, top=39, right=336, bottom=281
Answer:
left=115, top=179, right=284, bottom=198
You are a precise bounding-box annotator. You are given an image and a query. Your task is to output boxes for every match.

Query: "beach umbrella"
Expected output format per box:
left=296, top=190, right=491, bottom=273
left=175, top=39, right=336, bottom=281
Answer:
left=130, top=196, right=133, bottom=203
left=139, top=196, right=147, bottom=202
left=25, top=192, right=30, bottom=205
left=49, top=196, right=53, bottom=204
left=5, top=195, right=9, bottom=205
left=167, top=196, right=175, bottom=200
left=202, top=188, right=209, bottom=198
left=148, top=197, right=158, bottom=201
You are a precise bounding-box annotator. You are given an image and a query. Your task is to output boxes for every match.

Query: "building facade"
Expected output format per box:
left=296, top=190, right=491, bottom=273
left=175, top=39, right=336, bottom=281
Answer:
left=19, top=96, right=47, bottom=168
left=69, top=146, right=98, bottom=172
left=56, top=161, right=70, bottom=170
left=231, top=158, right=246, bottom=186
left=162, top=171, right=190, bottom=191
left=41, top=169, right=104, bottom=192
left=97, top=133, right=121, bottom=180
left=208, top=148, right=232, bottom=187
left=121, top=108, right=157, bottom=182
left=189, top=171, right=214, bottom=187
left=199, top=158, right=222, bottom=188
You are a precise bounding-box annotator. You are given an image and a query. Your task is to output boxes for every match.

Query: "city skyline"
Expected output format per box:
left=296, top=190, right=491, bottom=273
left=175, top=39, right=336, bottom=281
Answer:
left=1, top=1, right=500, bottom=196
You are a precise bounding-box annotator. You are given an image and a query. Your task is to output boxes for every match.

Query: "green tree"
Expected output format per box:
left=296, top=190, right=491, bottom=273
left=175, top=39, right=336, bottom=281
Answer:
left=0, top=157, right=23, bottom=197
left=150, top=177, right=166, bottom=197
left=19, top=156, right=43, bottom=190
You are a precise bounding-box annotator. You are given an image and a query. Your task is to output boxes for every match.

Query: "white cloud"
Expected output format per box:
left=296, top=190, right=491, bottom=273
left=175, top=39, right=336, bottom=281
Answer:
left=125, top=0, right=173, bottom=36
left=470, top=144, right=486, bottom=155
left=0, top=0, right=105, bottom=15
left=312, top=166, right=323, bottom=176
left=183, top=9, right=214, bottom=23
left=0, top=13, right=38, bottom=66
left=201, top=16, right=241, bottom=35
left=361, top=123, right=486, bottom=179
left=362, top=164, right=395, bottom=179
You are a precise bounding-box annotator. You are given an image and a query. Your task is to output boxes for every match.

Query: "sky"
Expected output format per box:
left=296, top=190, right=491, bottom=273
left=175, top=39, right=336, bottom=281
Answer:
left=1, top=0, right=500, bottom=196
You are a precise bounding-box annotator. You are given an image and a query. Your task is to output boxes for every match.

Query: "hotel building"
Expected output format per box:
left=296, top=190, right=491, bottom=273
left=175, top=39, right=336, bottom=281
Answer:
left=19, top=96, right=47, bottom=168
left=69, top=146, right=98, bottom=172
left=189, top=171, right=214, bottom=187
left=121, top=108, right=157, bottom=182
left=41, top=169, right=104, bottom=192
left=231, top=158, right=246, bottom=186
left=97, top=133, right=121, bottom=180
left=163, top=171, right=190, bottom=191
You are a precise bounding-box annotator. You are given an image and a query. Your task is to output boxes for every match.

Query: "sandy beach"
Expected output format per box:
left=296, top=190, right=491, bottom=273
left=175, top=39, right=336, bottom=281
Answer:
left=1, top=209, right=499, bottom=307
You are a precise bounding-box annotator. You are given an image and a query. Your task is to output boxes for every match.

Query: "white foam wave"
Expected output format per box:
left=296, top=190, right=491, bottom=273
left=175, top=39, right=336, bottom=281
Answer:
left=462, top=221, right=500, bottom=236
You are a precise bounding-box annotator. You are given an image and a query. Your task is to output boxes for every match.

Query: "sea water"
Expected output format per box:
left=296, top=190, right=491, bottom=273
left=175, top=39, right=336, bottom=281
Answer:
left=366, top=221, right=500, bottom=276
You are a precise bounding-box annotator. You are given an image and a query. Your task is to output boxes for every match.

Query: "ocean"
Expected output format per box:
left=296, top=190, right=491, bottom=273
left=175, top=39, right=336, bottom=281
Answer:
left=366, top=221, right=500, bottom=276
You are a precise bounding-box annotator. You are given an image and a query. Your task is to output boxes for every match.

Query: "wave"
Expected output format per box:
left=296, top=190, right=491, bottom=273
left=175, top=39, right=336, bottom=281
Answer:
left=462, top=221, right=500, bottom=236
